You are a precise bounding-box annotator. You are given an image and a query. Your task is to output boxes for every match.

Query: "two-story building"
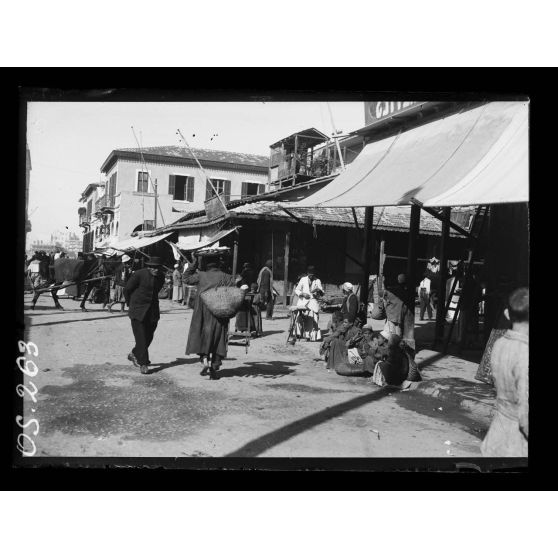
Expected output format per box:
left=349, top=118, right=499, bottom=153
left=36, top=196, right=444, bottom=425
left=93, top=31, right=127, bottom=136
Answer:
left=78, top=146, right=269, bottom=252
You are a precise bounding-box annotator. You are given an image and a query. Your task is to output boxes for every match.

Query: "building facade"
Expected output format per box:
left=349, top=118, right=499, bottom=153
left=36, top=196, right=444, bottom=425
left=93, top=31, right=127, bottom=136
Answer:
left=78, top=146, right=269, bottom=252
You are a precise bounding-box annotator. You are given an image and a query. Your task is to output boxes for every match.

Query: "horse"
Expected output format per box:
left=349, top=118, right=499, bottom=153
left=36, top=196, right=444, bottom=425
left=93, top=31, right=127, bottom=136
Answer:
left=30, top=256, right=119, bottom=311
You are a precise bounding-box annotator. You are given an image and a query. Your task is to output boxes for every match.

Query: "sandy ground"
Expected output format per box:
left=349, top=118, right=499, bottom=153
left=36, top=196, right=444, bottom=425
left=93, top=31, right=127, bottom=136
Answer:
left=21, top=293, right=489, bottom=459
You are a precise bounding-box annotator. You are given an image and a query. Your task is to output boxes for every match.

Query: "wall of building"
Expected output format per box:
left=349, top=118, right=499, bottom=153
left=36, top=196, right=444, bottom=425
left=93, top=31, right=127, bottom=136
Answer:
left=113, top=158, right=268, bottom=217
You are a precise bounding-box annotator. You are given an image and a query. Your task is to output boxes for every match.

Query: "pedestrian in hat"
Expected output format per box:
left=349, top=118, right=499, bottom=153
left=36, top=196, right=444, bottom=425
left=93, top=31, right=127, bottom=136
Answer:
left=172, top=263, right=183, bottom=303
left=124, top=256, right=165, bottom=374
left=108, top=254, right=132, bottom=313
left=184, top=253, right=237, bottom=380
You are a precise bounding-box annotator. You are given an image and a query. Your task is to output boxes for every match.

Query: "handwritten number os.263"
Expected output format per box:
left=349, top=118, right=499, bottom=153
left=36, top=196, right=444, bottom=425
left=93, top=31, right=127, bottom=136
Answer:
left=16, top=341, right=40, bottom=457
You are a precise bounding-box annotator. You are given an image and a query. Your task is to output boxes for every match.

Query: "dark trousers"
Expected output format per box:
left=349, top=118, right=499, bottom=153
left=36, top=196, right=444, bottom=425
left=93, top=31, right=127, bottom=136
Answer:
left=131, top=317, right=159, bottom=365
left=262, top=291, right=274, bottom=318
left=419, top=290, right=433, bottom=320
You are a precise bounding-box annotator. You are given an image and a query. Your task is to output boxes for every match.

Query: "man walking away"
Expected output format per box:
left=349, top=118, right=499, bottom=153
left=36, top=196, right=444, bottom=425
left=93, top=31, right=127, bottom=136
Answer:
left=257, top=259, right=274, bottom=320
left=418, top=273, right=433, bottom=320
left=124, top=256, right=165, bottom=375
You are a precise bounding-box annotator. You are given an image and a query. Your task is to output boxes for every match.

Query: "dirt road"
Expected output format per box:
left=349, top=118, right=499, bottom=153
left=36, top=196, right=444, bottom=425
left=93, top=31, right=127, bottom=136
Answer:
left=21, top=294, right=488, bottom=459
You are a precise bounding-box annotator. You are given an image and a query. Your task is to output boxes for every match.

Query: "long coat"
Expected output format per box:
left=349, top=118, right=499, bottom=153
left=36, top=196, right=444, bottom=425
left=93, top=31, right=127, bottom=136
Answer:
left=124, top=268, right=165, bottom=321
left=184, top=266, right=236, bottom=358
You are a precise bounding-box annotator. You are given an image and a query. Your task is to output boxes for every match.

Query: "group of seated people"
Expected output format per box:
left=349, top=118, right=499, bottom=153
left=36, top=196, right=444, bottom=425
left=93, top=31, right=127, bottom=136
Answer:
left=319, top=282, right=421, bottom=388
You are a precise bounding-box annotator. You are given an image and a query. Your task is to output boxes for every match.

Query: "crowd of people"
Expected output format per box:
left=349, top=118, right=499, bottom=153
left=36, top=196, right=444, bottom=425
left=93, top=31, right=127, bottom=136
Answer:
left=25, top=247, right=529, bottom=456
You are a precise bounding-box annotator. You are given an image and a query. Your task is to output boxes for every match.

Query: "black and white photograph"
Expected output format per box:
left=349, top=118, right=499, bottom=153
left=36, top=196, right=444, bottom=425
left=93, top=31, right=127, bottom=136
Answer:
left=15, top=92, right=529, bottom=466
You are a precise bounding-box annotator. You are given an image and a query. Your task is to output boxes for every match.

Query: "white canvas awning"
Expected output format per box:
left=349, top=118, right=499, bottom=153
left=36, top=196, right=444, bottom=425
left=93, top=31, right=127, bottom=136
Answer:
left=176, top=227, right=239, bottom=251
left=287, top=101, right=528, bottom=209
left=108, top=232, right=173, bottom=252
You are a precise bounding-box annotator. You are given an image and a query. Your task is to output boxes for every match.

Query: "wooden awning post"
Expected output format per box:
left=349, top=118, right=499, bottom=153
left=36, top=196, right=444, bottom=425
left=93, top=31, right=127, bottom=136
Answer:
left=232, top=233, right=239, bottom=277
left=434, top=207, right=451, bottom=346
left=406, top=204, right=421, bottom=290
left=283, top=230, right=290, bottom=307
left=378, top=237, right=385, bottom=293
left=360, top=207, right=374, bottom=304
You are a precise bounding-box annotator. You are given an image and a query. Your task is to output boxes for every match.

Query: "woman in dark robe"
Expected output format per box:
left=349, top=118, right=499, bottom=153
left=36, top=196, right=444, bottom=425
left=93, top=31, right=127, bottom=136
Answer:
left=184, top=254, right=236, bottom=380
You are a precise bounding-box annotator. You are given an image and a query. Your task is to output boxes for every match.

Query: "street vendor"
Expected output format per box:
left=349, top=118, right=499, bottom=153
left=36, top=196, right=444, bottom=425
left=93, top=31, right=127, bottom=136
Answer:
left=294, top=265, right=324, bottom=342
left=184, top=253, right=237, bottom=380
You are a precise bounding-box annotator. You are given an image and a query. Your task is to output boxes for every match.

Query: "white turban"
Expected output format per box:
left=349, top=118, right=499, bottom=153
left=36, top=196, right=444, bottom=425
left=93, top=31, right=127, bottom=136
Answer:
left=342, top=282, right=353, bottom=292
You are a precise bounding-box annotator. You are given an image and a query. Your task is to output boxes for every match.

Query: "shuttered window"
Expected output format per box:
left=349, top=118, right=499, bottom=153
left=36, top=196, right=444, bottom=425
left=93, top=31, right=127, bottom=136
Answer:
left=206, top=178, right=230, bottom=202
left=137, top=171, right=149, bottom=193
left=186, top=176, right=195, bottom=202
left=169, top=175, right=176, bottom=196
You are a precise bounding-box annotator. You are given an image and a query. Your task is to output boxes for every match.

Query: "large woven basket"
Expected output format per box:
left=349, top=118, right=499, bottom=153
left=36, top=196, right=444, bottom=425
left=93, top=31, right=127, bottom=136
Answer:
left=200, top=286, right=246, bottom=319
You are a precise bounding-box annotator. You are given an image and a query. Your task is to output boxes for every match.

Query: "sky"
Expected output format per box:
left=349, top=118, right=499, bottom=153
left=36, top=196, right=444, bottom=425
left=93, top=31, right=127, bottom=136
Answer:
left=26, top=102, right=365, bottom=245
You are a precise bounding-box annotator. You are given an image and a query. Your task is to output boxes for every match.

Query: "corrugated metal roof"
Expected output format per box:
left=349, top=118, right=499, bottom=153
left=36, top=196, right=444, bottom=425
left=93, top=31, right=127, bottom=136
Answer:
left=116, top=146, right=269, bottom=168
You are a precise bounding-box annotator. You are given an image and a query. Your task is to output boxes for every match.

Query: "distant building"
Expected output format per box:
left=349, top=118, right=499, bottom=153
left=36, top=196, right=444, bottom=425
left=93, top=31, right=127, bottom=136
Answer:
left=77, top=146, right=269, bottom=252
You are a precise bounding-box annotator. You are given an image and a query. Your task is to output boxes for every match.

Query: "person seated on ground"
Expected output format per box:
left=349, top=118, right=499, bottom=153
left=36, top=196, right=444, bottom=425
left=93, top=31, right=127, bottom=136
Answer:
left=370, top=331, right=420, bottom=388
left=325, top=311, right=366, bottom=370
left=334, top=323, right=377, bottom=377
left=320, top=310, right=344, bottom=361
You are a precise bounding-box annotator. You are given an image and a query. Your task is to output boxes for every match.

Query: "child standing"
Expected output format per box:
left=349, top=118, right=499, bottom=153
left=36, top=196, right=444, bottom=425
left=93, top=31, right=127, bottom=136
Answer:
left=481, top=287, right=529, bottom=457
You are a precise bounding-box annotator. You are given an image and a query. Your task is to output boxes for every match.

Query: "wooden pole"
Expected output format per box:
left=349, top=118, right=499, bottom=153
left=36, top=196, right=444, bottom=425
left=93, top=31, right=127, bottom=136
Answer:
left=293, top=135, right=298, bottom=187
left=378, top=238, right=385, bottom=293
left=232, top=236, right=238, bottom=277
left=435, top=207, right=451, bottom=345
left=360, top=207, right=374, bottom=304
left=406, top=204, right=421, bottom=291
left=153, top=178, right=158, bottom=229
left=283, top=229, right=290, bottom=307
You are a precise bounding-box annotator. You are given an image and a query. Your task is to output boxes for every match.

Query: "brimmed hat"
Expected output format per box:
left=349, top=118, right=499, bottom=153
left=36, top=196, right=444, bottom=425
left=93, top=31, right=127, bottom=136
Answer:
left=146, top=256, right=162, bottom=267
left=362, top=324, right=374, bottom=331
left=342, top=281, right=353, bottom=292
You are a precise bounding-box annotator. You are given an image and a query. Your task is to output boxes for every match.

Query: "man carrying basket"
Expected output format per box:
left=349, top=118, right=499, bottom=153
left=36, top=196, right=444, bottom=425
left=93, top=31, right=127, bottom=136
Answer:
left=184, top=253, right=244, bottom=380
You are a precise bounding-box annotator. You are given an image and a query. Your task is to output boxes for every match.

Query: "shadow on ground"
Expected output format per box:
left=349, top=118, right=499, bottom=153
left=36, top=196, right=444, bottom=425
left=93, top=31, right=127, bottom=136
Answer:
left=217, top=360, right=298, bottom=379
left=225, top=387, right=391, bottom=457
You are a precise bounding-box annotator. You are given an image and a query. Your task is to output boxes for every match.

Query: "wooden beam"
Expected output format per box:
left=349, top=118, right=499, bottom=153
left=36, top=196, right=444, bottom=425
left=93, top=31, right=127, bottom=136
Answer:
left=360, top=207, right=374, bottom=304
left=283, top=230, right=290, bottom=307
left=412, top=200, right=474, bottom=240
left=406, top=204, right=421, bottom=290
left=378, top=238, right=385, bottom=293
left=279, top=206, right=364, bottom=270
left=435, top=207, right=451, bottom=344
left=351, top=207, right=363, bottom=243
left=232, top=236, right=239, bottom=277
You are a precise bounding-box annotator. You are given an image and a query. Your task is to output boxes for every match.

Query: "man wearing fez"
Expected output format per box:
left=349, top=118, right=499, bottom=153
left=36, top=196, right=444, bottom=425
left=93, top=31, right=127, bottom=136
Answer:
left=124, top=256, right=165, bottom=374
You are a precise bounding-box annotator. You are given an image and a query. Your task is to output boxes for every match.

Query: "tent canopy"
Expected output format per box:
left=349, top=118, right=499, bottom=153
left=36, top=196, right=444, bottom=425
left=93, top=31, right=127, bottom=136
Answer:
left=287, top=101, right=528, bottom=209
left=108, top=232, right=173, bottom=252
left=176, top=227, right=239, bottom=251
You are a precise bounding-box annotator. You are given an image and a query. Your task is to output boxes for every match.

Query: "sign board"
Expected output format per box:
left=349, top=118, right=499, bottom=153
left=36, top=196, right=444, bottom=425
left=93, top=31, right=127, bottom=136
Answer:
left=364, top=101, right=422, bottom=126
left=204, top=195, right=228, bottom=221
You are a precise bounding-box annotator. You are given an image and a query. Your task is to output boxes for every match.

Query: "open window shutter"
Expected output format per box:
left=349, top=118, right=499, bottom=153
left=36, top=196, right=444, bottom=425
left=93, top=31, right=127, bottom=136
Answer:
left=224, top=180, right=231, bottom=203
left=186, top=176, right=195, bottom=202
left=241, top=182, right=248, bottom=199
left=258, top=183, right=265, bottom=195
left=168, top=175, right=175, bottom=197
left=206, top=179, right=213, bottom=200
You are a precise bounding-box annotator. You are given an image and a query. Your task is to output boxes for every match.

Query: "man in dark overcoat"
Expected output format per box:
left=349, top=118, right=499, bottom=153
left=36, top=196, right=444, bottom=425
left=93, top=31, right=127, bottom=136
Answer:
left=124, top=256, right=165, bottom=374
left=184, top=254, right=237, bottom=380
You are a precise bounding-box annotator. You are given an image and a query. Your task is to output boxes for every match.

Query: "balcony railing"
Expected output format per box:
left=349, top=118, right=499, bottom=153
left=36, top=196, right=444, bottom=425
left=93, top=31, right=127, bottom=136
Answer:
left=95, top=194, right=115, bottom=213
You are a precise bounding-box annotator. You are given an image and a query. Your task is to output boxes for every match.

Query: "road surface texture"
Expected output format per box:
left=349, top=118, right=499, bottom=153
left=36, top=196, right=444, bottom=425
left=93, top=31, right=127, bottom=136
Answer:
left=21, top=293, right=491, bottom=458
